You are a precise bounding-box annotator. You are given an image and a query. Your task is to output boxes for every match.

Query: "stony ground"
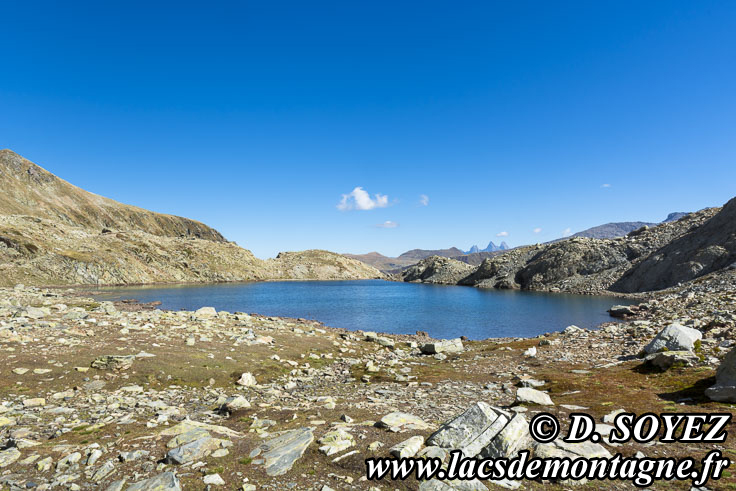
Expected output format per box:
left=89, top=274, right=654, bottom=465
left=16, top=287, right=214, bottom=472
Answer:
left=1, top=270, right=735, bottom=490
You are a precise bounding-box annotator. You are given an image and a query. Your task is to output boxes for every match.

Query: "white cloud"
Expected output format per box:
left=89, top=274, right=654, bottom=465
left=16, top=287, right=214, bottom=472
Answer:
left=601, top=183, right=611, bottom=188
left=376, top=220, right=398, bottom=228
left=419, top=194, right=430, bottom=206
left=562, top=227, right=572, bottom=237
left=337, top=187, right=390, bottom=211
left=496, top=231, right=509, bottom=237
left=533, top=227, right=542, bottom=234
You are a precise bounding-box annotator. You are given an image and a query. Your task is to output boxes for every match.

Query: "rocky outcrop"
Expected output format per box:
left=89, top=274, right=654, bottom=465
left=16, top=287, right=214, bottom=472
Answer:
left=266, top=250, right=382, bottom=280
left=344, top=247, right=466, bottom=273
left=612, top=197, right=736, bottom=292
left=398, top=256, right=474, bottom=284
left=397, top=204, right=726, bottom=294
left=0, top=216, right=382, bottom=286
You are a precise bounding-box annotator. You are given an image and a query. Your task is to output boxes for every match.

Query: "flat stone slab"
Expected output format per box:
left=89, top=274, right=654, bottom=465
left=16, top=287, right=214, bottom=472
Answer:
left=534, top=439, right=612, bottom=459
left=166, top=428, right=211, bottom=448
left=167, top=435, right=223, bottom=464
left=160, top=420, right=243, bottom=439
left=377, top=412, right=430, bottom=432
left=390, top=435, right=425, bottom=458
left=258, top=427, right=314, bottom=476
left=0, top=447, right=21, bottom=468
left=90, top=355, right=134, bottom=370
left=515, top=387, right=554, bottom=406
left=127, top=472, right=182, bottom=491
left=419, top=478, right=489, bottom=490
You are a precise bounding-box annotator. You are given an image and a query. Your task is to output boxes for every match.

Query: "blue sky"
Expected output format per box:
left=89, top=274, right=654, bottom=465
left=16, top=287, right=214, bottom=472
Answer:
left=1, top=1, right=735, bottom=258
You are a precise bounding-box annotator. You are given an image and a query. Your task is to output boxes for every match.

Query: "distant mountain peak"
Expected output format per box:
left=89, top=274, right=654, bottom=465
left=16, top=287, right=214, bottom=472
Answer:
left=484, top=241, right=509, bottom=252
left=465, top=240, right=510, bottom=254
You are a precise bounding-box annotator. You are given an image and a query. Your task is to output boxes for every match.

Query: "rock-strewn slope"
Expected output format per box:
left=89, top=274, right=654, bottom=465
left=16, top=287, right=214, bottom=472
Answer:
left=0, top=268, right=734, bottom=489
left=398, top=204, right=725, bottom=294
left=611, top=196, right=736, bottom=292
left=0, top=150, right=382, bottom=286
left=0, top=215, right=382, bottom=286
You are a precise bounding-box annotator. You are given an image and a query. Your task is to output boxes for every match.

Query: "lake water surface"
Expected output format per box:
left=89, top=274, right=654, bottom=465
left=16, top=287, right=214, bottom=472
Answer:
left=91, top=280, right=633, bottom=340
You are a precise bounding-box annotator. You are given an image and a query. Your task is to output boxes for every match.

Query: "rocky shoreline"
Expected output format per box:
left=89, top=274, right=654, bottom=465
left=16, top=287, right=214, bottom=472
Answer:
left=394, top=198, right=736, bottom=299
left=0, top=264, right=734, bottom=490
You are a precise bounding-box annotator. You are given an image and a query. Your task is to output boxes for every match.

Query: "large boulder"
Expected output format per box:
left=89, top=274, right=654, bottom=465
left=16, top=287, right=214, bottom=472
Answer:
left=428, top=403, right=531, bottom=460
left=193, top=306, right=218, bottom=318
left=706, top=346, right=736, bottom=402
left=480, top=414, right=531, bottom=459
left=644, top=351, right=698, bottom=371
left=643, top=323, right=702, bottom=354
left=421, top=338, right=464, bottom=355
left=608, top=305, right=638, bottom=318
left=427, top=402, right=509, bottom=457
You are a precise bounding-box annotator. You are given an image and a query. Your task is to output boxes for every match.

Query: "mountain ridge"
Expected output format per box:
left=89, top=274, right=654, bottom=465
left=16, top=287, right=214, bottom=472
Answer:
left=0, top=149, right=226, bottom=242
left=0, top=150, right=382, bottom=286
left=465, top=241, right=509, bottom=254
left=396, top=201, right=734, bottom=294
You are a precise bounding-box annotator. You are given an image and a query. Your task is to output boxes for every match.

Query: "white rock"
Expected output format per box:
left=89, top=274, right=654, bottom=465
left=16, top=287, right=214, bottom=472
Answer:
left=523, top=347, right=537, bottom=358
left=390, top=435, right=424, bottom=458
left=644, top=322, right=702, bottom=354
left=421, top=338, right=464, bottom=354
left=236, top=372, right=257, bottom=387
left=203, top=473, right=225, bottom=485
left=194, top=306, right=217, bottom=318
left=515, top=387, right=554, bottom=406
